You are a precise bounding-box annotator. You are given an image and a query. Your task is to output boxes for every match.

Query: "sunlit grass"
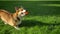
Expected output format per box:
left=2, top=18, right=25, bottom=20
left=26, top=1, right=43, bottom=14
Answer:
left=40, top=4, right=60, bottom=7
left=24, top=15, right=60, bottom=24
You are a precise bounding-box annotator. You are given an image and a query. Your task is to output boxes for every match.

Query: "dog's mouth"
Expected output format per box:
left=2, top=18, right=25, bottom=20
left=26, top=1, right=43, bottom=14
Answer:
left=25, top=11, right=29, bottom=15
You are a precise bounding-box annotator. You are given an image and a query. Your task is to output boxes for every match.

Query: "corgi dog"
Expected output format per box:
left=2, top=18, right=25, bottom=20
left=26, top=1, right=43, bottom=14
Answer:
left=0, top=7, right=28, bottom=30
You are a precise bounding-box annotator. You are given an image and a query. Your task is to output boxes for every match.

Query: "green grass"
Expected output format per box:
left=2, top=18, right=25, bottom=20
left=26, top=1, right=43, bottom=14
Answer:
left=0, top=1, right=60, bottom=34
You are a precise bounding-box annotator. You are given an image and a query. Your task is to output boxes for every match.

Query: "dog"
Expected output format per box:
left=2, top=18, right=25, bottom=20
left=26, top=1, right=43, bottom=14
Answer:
left=0, top=7, right=28, bottom=30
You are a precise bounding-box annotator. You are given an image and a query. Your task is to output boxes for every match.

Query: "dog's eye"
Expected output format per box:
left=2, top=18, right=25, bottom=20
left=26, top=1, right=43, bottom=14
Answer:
left=21, top=13, right=23, bottom=14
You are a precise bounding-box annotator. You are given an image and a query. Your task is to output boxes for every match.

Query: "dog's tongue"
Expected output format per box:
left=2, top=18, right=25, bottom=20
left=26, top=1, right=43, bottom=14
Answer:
left=25, top=12, right=28, bottom=15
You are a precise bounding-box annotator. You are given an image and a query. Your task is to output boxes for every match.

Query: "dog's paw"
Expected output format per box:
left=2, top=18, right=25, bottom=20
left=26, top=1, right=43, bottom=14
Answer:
left=4, top=23, right=7, bottom=24
left=14, top=26, right=20, bottom=30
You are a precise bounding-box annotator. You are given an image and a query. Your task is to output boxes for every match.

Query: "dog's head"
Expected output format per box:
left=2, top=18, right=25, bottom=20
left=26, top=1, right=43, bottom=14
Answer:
left=15, top=7, right=28, bottom=17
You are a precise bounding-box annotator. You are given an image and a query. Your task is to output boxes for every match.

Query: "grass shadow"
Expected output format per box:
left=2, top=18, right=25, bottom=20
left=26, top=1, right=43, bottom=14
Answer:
left=18, top=20, right=60, bottom=27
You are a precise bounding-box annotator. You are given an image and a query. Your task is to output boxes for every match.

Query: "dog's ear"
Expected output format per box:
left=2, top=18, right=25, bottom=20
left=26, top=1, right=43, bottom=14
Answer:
left=20, top=6, right=23, bottom=8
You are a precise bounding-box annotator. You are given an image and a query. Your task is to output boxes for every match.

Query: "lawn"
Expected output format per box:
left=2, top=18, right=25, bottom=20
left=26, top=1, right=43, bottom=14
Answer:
left=0, top=1, right=60, bottom=34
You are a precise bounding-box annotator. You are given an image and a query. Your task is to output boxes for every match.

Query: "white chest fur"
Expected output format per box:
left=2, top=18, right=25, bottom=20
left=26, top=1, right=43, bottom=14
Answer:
left=16, top=17, right=22, bottom=25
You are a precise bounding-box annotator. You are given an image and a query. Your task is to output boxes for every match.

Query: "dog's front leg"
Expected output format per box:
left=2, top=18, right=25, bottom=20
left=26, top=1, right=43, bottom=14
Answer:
left=13, top=26, right=20, bottom=30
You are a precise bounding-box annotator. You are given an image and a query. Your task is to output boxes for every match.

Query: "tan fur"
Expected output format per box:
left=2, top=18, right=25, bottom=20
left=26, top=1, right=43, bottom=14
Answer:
left=0, top=9, right=17, bottom=27
left=0, top=7, right=28, bottom=30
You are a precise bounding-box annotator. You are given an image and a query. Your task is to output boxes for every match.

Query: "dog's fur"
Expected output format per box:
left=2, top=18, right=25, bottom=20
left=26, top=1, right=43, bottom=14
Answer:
left=0, top=7, right=28, bottom=30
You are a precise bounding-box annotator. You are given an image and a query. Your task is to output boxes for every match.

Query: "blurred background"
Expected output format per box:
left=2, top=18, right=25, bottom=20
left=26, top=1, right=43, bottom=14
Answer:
left=0, top=1, right=60, bottom=34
